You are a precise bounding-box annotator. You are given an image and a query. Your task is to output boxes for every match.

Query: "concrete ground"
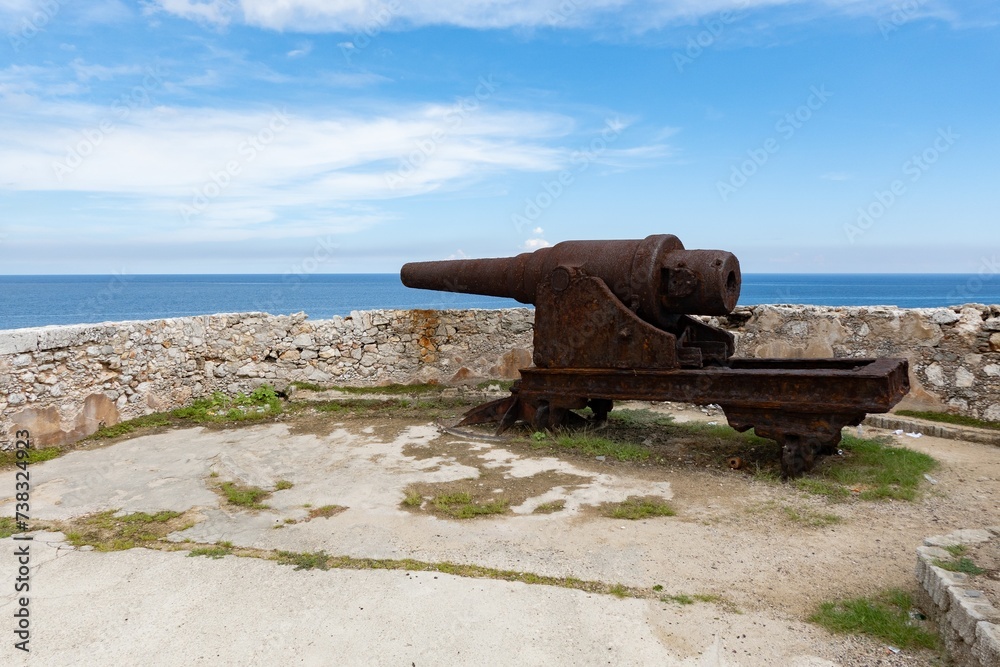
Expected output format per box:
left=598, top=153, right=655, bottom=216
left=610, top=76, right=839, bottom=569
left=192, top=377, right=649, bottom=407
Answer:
left=2, top=402, right=998, bottom=666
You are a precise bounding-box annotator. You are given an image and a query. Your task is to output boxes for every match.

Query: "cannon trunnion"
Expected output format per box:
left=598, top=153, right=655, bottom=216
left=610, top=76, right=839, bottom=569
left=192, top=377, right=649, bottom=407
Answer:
left=401, top=234, right=909, bottom=478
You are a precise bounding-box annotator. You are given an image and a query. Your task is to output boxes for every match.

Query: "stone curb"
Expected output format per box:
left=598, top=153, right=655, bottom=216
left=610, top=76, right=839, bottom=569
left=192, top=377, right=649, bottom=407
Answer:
left=865, top=415, right=1000, bottom=447
left=915, top=527, right=1000, bottom=666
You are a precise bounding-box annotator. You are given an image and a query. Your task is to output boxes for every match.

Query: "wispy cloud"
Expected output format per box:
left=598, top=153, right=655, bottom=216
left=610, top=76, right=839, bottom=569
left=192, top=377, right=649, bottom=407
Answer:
left=286, top=41, right=312, bottom=58
left=146, top=0, right=981, bottom=32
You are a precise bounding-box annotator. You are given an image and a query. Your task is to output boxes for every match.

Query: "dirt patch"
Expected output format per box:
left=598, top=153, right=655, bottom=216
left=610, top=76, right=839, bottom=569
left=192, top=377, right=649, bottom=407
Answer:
left=402, top=467, right=592, bottom=518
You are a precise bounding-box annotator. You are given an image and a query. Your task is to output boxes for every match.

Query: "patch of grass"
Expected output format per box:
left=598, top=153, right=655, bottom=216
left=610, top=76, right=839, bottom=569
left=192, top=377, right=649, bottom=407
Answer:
left=782, top=506, right=842, bottom=527
left=933, top=556, right=985, bottom=575
left=188, top=545, right=233, bottom=559
left=274, top=480, right=294, bottom=491
left=219, top=482, right=271, bottom=509
left=289, top=381, right=326, bottom=392
left=172, top=384, right=282, bottom=423
left=944, top=544, right=968, bottom=557
left=896, top=410, right=1000, bottom=432
left=608, top=409, right=675, bottom=427
left=661, top=593, right=695, bottom=605
left=331, top=383, right=442, bottom=395
left=0, top=517, right=27, bottom=538
left=609, top=583, right=630, bottom=598
left=532, top=500, right=566, bottom=514
left=89, top=412, right=172, bottom=439
left=62, top=510, right=184, bottom=551
left=809, top=589, right=937, bottom=650
left=306, top=397, right=469, bottom=419
left=307, top=505, right=347, bottom=519
left=401, top=490, right=424, bottom=508
left=0, top=446, right=63, bottom=467
left=276, top=549, right=331, bottom=571
left=431, top=492, right=510, bottom=519
left=659, top=592, right=734, bottom=610
left=795, top=435, right=937, bottom=501
left=475, top=379, right=515, bottom=391
left=603, top=496, right=675, bottom=520
left=553, top=434, right=649, bottom=462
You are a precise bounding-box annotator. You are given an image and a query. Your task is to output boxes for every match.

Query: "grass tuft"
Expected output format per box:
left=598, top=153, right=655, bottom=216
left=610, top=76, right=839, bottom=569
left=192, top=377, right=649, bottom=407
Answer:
left=532, top=500, right=566, bottom=514
left=219, top=482, right=271, bottom=509
left=0, top=446, right=63, bottom=468
left=896, top=410, right=1000, bottom=432
left=89, top=413, right=172, bottom=439
left=401, top=490, right=424, bottom=508
left=794, top=435, right=937, bottom=501
left=274, top=480, right=294, bottom=491
left=603, top=496, right=675, bottom=520
left=933, top=556, right=985, bottom=575
left=0, top=517, right=27, bottom=538
left=552, top=434, right=649, bottom=462
left=431, top=492, right=509, bottom=519
left=809, top=589, right=937, bottom=650
left=172, top=385, right=282, bottom=423
left=188, top=545, right=233, bottom=559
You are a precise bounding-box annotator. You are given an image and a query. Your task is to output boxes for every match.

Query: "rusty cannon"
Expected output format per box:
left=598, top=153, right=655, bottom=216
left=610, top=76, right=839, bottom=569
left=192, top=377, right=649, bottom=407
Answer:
left=400, top=234, right=910, bottom=478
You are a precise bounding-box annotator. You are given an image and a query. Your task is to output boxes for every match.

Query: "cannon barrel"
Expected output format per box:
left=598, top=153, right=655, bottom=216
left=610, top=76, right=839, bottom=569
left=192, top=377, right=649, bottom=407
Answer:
left=400, top=234, right=741, bottom=321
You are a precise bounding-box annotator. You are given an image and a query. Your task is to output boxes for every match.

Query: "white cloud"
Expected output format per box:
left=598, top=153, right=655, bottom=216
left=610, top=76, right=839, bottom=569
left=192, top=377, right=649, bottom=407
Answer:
left=532, top=226, right=543, bottom=234
left=148, top=0, right=235, bottom=26
left=0, top=96, right=577, bottom=241
left=523, top=238, right=551, bottom=250
left=146, top=0, right=963, bottom=33
left=286, top=42, right=313, bottom=58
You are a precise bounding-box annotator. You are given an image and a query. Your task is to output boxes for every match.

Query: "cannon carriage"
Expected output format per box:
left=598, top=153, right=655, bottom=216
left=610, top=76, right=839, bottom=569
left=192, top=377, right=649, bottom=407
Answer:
left=401, top=234, right=909, bottom=478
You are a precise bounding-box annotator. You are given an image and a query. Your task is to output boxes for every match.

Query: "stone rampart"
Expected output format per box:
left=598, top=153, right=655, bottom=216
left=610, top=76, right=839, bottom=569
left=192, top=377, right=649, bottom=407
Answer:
left=2, top=303, right=998, bottom=448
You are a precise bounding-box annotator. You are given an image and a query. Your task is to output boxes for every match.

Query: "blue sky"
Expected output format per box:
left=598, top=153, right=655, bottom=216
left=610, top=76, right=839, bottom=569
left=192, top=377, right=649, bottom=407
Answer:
left=1, top=0, right=997, bottom=274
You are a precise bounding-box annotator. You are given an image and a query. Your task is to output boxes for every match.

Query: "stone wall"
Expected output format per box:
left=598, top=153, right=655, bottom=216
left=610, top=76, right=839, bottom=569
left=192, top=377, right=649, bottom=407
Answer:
left=2, top=303, right=999, bottom=449
left=716, top=304, right=1000, bottom=419
left=0, top=309, right=533, bottom=448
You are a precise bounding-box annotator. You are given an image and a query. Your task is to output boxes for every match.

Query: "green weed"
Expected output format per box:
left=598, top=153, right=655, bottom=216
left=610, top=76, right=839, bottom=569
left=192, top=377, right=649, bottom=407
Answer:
left=896, top=410, right=1000, bottom=431
left=603, top=496, right=675, bottom=520
left=219, top=482, right=271, bottom=509
left=809, top=589, right=937, bottom=650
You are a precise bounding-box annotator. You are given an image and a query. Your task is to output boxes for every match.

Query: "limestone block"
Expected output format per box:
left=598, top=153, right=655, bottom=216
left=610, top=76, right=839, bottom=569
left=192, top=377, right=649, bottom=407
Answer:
left=974, top=622, right=1000, bottom=667
left=956, top=367, right=976, bottom=388
left=925, top=363, right=947, bottom=387
left=931, top=308, right=961, bottom=324
left=0, top=330, right=38, bottom=355
left=946, top=587, right=1000, bottom=644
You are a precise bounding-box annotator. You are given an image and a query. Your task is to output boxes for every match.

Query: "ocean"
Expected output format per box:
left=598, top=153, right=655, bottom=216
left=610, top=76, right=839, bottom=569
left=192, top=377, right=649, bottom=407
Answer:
left=1, top=273, right=998, bottom=331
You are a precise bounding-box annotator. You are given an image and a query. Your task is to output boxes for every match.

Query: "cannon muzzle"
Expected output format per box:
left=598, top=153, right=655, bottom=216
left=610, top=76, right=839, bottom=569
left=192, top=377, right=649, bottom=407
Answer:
left=400, top=234, right=741, bottom=321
